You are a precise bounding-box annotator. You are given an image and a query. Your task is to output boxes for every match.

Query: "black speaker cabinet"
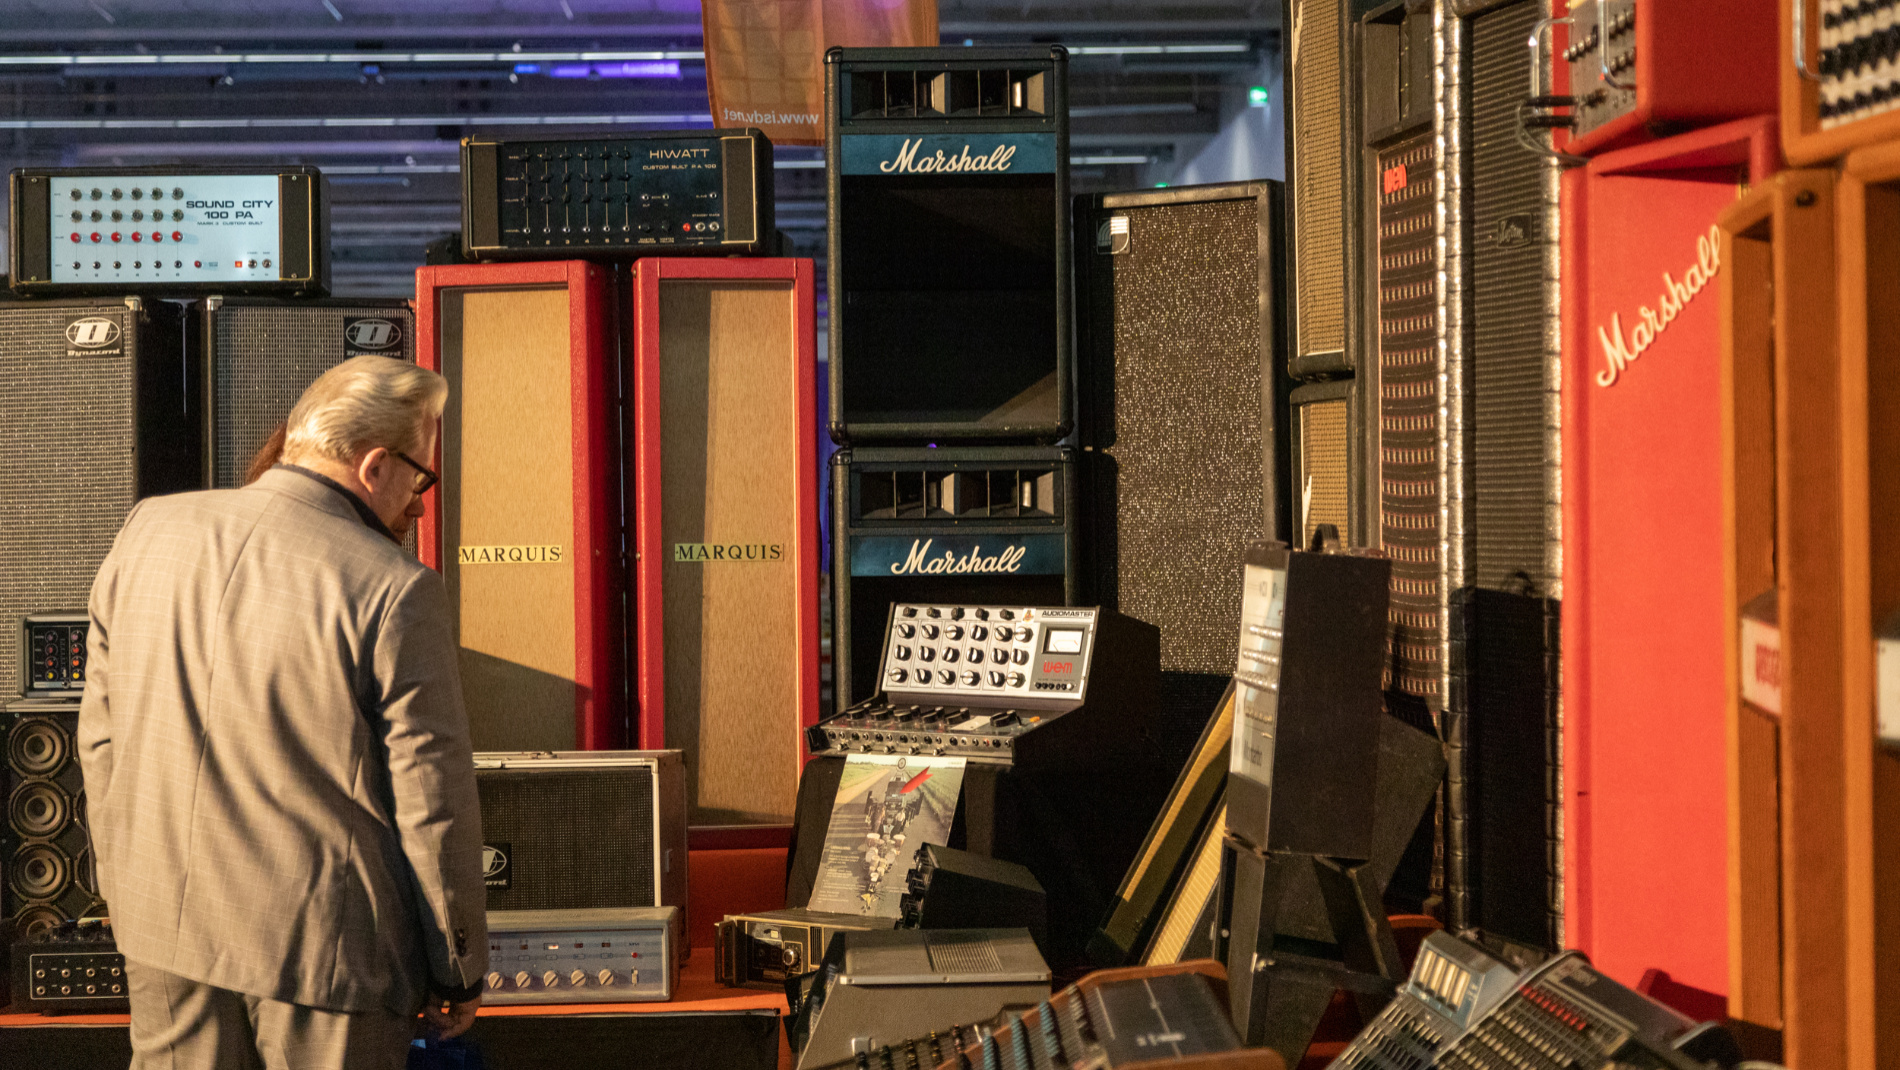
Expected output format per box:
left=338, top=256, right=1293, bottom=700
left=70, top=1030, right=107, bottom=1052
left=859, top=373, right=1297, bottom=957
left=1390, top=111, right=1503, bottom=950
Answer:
left=4, top=703, right=107, bottom=937
left=192, top=295, right=416, bottom=489
left=472, top=751, right=688, bottom=950
left=0, top=296, right=197, bottom=702
left=830, top=446, right=1077, bottom=713
left=1073, top=182, right=1289, bottom=776
left=825, top=46, right=1070, bottom=444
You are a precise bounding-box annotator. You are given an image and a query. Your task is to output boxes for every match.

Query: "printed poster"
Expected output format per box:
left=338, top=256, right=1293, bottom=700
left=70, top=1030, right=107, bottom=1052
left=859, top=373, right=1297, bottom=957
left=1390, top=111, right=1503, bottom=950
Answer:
left=804, top=754, right=966, bottom=917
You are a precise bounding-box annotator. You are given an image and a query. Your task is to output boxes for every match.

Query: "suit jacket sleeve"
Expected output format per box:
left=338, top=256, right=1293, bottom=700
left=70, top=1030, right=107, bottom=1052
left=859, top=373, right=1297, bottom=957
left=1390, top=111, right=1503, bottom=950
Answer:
left=374, top=566, right=488, bottom=996
left=77, top=502, right=146, bottom=830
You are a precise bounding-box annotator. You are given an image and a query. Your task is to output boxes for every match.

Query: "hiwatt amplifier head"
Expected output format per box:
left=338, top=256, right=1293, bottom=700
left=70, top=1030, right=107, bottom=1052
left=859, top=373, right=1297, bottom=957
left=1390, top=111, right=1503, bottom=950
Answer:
left=9, top=167, right=329, bottom=297
left=460, top=130, right=775, bottom=259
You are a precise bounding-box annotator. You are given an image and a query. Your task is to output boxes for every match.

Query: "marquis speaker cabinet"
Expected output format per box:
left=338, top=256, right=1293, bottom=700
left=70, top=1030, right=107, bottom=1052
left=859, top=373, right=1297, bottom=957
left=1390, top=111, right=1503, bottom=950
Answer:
left=415, top=261, right=624, bottom=753
left=630, top=258, right=818, bottom=827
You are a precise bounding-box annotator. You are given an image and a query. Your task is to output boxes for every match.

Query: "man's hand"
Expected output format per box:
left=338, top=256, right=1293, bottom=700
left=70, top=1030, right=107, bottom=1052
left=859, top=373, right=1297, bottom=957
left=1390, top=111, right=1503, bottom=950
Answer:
left=419, top=993, right=482, bottom=1040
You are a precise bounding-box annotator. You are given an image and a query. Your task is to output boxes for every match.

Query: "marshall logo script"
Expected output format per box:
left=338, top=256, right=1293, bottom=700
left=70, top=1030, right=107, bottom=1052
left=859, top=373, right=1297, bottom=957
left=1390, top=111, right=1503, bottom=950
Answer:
left=890, top=538, right=1027, bottom=576
left=1595, top=224, right=1721, bottom=388
left=880, top=138, right=1018, bottom=174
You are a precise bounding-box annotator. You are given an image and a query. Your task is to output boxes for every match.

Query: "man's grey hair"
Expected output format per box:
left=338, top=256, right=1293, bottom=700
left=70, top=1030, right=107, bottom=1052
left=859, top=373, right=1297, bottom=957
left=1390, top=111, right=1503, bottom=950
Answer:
left=282, top=356, right=447, bottom=466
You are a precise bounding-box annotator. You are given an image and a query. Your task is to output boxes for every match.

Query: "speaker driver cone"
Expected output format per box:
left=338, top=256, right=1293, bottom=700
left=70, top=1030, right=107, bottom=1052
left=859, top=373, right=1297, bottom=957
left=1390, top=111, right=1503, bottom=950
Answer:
left=9, top=778, right=71, bottom=838
left=10, top=841, right=73, bottom=901
left=11, top=904, right=66, bottom=939
left=8, top=716, right=71, bottom=777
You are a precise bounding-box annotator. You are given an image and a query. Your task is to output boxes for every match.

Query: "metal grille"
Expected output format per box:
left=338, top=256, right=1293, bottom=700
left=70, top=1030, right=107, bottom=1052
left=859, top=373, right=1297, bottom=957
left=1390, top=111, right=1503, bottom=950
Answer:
left=1293, top=0, right=1347, bottom=359
left=1469, top=9, right=1559, bottom=594
left=1376, top=134, right=1441, bottom=704
left=475, top=766, right=658, bottom=910
left=1299, top=398, right=1350, bottom=547
left=1292, top=0, right=1352, bottom=363
left=1088, top=193, right=1271, bottom=772
left=924, top=932, right=1005, bottom=974
left=0, top=302, right=140, bottom=702
left=210, top=301, right=415, bottom=489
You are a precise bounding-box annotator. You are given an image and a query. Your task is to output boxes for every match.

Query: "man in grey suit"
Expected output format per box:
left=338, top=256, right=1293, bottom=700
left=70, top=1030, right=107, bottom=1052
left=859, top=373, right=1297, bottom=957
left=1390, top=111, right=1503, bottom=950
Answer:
left=79, top=355, right=487, bottom=1069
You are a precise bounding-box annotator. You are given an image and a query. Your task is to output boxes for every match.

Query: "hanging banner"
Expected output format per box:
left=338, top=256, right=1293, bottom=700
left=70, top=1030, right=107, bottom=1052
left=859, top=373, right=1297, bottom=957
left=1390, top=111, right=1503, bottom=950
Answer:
left=701, top=0, right=939, bottom=147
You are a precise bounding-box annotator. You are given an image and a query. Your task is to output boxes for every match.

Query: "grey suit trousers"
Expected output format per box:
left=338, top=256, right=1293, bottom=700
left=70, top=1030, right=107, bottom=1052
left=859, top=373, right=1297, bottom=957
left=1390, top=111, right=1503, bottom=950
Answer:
left=126, top=960, right=416, bottom=1070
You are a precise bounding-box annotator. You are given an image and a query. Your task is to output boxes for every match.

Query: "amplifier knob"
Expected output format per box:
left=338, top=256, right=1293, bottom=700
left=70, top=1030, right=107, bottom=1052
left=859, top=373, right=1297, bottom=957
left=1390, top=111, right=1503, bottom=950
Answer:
left=919, top=648, right=935, bottom=663
left=927, top=607, right=942, bottom=618
left=938, top=670, right=957, bottom=685
left=893, top=645, right=911, bottom=661
left=988, top=672, right=1005, bottom=687
left=487, top=973, right=503, bottom=990
left=974, top=608, right=989, bottom=620
left=515, top=971, right=531, bottom=988
left=172, top=188, right=184, bottom=199
left=1012, top=650, right=1029, bottom=665
left=961, top=671, right=979, bottom=686
left=896, top=624, right=914, bottom=639
left=998, top=609, right=1015, bottom=620
left=942, top=648, right=959, bottom=664
left=949, top=608, right=965, bottom=620
left=888, top=669, right=908, bottom=685
left=922, top=625, right=939, bottom=640
left=1007, top=673, right=1025, bottom=687
left=967, top=649, right=983, bottom=664
left=993, top=648, right=1009, bottom=663
left=945, top=625, right=963, bottom=641
left=971, top=625, right=987, bottom=641
left=569, top=969, right=586, bottom=986
left=542, top=971, right=558, bottom=988
left=901, top=606, right=918, bottom=618
left=992, top=626, right=1012, bottom=642
left=597, top=969, right=615, bottom=985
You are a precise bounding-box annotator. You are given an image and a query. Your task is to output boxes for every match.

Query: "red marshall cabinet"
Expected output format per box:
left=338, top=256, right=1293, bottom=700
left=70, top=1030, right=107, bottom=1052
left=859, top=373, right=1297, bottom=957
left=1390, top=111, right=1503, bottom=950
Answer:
left=1562, top=117, right=1781, bottom=1003
left=415, top=261, right=624, bottom=753
left=1547, top=0, right=1777, bottom=157
left=631, top=258, right=819, bottom=827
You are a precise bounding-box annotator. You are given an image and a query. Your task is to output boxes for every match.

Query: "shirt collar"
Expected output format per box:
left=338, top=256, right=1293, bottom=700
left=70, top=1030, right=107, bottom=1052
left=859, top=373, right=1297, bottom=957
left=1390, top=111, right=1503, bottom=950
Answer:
left=273, top=464, right=400, bottom=544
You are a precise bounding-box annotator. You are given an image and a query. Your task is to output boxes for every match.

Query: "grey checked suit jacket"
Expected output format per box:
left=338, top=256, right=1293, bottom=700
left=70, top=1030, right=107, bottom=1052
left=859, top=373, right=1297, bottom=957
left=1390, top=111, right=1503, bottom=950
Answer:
left=78, top=467, right=488, bottom=1015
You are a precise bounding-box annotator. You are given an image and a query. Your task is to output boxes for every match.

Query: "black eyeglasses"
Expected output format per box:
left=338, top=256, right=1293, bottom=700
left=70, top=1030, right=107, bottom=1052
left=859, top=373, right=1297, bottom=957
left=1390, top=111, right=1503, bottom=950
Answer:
left=393, top=451, right=439, bottom=495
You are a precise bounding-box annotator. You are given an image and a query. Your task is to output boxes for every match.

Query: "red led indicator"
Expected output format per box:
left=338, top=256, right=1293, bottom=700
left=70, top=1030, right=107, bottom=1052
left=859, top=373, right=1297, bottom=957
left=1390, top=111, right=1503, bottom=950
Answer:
left=235, top=259, right=245, bottom=268
left=681, top=223, right=691, bottom=232
left=194, top=260, right=202, bottom=267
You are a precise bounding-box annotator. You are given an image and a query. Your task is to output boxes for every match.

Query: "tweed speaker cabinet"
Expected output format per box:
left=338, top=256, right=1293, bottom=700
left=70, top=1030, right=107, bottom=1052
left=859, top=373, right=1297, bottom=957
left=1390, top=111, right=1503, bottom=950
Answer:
left=629, top=258, right=819, bottom=827
left=473, top=751, right=688, bottom=955
left=3, top=703, right=108, bottom=938
left=825, top=46, right=1071, bottom=444
left=1286, top=0, right=1358, bottom=378
left=831, top=446, right=1077, bottom=715
left=0, top=296, right=196, bottom=702
left=1289, top=379, right=1359, bottom=550
left=416, top=262, right=623, bottom=752
left=193, top=296, right=415, bottom=489
left=1073, top=181, right=1288, bottom=778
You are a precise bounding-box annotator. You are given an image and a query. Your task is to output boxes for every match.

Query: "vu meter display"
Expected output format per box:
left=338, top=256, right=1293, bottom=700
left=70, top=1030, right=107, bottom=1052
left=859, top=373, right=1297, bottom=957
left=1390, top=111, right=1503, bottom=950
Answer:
left=50, top=175, right=282, bottom=286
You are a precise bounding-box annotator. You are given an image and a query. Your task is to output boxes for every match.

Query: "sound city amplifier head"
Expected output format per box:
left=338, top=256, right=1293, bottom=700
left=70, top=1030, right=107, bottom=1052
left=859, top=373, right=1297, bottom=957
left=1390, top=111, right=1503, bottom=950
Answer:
left=8, top=166, right=329, bottom=296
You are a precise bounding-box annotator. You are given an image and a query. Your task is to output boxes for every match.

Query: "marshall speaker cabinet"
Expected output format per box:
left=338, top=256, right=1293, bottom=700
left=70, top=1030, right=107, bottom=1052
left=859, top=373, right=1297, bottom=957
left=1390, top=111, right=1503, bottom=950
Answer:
left=192, top=296, right=415, bottom=489
left=1073, top=181, right=1288, bottom=776
left=0, top=296, right=198, bottom=703
left=825, top=46, right=1071, bottom=444
left=416, top=262, right=624, bottom=752
left=830, top=446, right=1077, bottom=715
left=629, top=258, right=819, bottom=826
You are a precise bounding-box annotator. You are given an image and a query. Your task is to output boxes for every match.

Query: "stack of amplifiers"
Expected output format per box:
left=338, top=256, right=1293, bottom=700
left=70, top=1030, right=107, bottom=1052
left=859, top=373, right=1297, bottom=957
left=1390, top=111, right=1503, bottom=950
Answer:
left=0, top=296, right=198, bottom=703
left=416, top=262, right=623, bottom=752
left=1541, top=0, right=1776, bottom=157
left=629, top=258, right=818, bottom=826
left=460, top=131, right=775, bottom=259
left=8, top=167, right=329, bottom=295
left=831, top=447, right=1076, bottom=714
left=804, top=603, right=1162, bottom=968
left=825, top=46, right=1070, bottom=443
left=473, top=751, right=688, bottom=953
left=193, top=295, right=416, bottom=489
left=1072, top=182, right=1289, bottom=777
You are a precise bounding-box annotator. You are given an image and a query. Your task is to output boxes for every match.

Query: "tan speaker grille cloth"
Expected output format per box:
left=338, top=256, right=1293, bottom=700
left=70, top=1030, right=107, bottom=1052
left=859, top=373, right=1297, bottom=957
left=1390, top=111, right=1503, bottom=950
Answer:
left=1300, top=399, right=1350, bottom=547
left=659, top=280, right=800, bottom=825
left=1144, top=801, right=1225, bottom=965
left=1294, top=0, right=1347, bottom=358
left=439, top=286, right=578, bottom=752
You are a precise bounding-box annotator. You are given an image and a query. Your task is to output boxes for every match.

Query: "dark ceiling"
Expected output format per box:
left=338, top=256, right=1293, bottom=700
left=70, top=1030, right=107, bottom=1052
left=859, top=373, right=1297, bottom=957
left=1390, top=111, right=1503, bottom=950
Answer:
left=0, top=0, right=1280, bottom=297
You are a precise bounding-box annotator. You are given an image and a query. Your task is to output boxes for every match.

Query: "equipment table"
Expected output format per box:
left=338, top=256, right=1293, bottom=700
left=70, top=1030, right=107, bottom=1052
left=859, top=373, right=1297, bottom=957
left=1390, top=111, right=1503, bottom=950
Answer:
left=0, top=950, right=791, bottom=1070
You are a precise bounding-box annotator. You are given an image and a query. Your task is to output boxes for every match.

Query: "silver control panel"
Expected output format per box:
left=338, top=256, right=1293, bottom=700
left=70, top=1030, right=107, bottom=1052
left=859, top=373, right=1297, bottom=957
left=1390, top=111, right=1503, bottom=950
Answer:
left=51, top=174, right=286, bottom=286
left=877, top=604, right=1097, bottom=706
left=484, top=907, right=677, bottom=1004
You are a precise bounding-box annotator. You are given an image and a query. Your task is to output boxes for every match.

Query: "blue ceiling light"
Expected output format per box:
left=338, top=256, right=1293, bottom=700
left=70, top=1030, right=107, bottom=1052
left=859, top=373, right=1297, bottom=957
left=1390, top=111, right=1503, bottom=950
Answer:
left=512, top=62, right=540, bottom=74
